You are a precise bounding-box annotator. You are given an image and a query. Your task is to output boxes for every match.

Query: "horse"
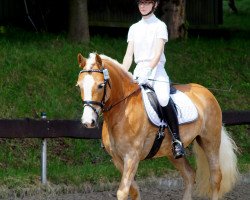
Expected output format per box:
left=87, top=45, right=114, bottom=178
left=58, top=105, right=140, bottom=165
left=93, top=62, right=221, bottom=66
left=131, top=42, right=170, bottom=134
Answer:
left=76, top=52, right=239, bottom=200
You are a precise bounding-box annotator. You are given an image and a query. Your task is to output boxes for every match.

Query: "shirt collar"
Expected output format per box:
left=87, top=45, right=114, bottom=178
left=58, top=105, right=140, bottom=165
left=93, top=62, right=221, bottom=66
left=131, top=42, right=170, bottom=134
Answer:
left=141, top=14, right=157, bottom=24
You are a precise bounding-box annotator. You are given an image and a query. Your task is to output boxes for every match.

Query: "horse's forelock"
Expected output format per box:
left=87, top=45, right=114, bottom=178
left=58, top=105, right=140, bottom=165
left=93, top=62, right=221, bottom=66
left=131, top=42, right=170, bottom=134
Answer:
left=85, top=53, right=97, bottom=70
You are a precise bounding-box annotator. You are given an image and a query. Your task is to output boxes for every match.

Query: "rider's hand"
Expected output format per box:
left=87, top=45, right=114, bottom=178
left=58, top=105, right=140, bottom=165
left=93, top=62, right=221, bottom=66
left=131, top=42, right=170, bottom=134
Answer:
left=137, top=67, right=152, bottom=85
left=137, top=76, right=148, bottom=85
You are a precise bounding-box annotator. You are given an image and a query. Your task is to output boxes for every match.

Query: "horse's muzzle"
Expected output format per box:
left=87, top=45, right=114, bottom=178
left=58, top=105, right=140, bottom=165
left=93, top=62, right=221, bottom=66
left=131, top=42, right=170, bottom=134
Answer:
left=83, top=119, right=97, bottom=128
left=81, top=105, right=99, bottom=128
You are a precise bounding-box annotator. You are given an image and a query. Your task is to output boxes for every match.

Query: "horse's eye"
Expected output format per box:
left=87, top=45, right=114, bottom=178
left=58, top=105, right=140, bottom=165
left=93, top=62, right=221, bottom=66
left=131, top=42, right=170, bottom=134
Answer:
left=98, top=83, right=105, bottom=89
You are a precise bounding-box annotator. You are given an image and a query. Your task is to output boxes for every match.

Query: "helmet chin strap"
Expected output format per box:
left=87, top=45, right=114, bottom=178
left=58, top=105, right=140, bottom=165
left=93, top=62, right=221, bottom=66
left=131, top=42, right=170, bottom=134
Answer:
left=141, top=3, right=156, bottom=17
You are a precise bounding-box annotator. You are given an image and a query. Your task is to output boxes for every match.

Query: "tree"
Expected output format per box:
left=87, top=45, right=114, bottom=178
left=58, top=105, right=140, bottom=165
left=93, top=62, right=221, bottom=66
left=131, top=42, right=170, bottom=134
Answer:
left=160, top=0, right=186, bottom=39
left=228, top=0, right=238, bottom=14
left=68, top=0, right=90, bottom=43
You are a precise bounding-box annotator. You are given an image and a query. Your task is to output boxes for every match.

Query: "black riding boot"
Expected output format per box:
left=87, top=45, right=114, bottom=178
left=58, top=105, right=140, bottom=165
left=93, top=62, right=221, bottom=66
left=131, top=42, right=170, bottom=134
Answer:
left=162, top=99, right=185, bottom=159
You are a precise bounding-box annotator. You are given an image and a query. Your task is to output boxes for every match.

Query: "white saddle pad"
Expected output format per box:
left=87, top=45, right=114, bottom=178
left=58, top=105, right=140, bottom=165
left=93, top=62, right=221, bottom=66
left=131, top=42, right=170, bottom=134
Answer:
left=141, top=87, right=198, bottom=126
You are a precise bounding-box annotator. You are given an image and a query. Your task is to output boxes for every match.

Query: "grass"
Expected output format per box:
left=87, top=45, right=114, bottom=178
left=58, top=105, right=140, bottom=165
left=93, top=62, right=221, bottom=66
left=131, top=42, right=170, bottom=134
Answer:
left=0, top=0, right=249, bottom=197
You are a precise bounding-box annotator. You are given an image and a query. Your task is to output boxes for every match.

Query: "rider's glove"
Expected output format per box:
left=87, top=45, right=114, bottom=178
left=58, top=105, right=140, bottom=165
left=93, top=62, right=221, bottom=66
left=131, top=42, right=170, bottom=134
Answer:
left=137, top=66, right=152, bottom=85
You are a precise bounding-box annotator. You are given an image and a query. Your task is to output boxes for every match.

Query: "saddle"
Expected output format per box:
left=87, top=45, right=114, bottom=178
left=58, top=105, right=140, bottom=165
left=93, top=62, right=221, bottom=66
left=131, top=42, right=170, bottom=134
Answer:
left=141, top=84, right=198, bottom=159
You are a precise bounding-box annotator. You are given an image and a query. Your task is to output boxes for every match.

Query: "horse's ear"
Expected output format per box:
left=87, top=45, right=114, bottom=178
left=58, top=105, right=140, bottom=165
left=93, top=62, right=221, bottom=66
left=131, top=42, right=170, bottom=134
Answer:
left=95, top=54, right=102, bottom=68
left=78, top=53, right=86, bottom=68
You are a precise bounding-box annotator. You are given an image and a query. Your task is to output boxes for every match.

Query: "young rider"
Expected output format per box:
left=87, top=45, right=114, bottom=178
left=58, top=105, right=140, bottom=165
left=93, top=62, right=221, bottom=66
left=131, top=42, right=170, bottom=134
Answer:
left=122, top=0, right=185, bottom=159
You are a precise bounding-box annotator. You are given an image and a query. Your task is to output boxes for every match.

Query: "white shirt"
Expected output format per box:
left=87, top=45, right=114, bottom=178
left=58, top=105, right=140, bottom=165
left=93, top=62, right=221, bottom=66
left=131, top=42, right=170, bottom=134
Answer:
left=127, top=14, right=168, bottom=64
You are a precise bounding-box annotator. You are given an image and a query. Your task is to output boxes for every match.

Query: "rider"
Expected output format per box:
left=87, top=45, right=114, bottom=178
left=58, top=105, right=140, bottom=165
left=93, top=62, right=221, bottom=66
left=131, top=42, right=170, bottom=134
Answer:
left=122, top=0, right=185, bottom=159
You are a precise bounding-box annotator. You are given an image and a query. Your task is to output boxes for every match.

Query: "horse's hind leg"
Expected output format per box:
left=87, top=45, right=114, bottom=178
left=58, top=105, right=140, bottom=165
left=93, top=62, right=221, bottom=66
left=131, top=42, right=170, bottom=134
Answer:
left=167, top=155, right=196, bottom=200
left=196, top=136, right=222, bottom=200
left=112, top=155, right=141, bottom=200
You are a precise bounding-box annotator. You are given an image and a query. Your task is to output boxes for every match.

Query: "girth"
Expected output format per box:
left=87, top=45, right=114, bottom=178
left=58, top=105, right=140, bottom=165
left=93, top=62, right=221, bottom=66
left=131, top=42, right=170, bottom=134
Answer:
left=142, top=84, right=177, bottom=159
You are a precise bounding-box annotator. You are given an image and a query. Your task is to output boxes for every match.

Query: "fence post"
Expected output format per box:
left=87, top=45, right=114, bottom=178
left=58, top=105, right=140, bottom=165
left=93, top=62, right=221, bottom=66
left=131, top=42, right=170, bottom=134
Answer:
left=41, top=112, right=47, bottom=185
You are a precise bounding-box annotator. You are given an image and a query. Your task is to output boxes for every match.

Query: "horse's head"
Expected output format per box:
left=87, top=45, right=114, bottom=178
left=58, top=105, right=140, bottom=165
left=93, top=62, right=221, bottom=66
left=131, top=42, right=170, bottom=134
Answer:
left=76, top=53, right=111, bottom=128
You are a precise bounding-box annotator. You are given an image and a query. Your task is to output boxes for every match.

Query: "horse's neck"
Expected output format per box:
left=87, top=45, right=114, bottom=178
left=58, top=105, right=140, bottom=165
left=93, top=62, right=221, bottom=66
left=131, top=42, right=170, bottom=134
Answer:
left=110, top=68, right=132, bottom=98
left=105, top=63, right=137, bottom=109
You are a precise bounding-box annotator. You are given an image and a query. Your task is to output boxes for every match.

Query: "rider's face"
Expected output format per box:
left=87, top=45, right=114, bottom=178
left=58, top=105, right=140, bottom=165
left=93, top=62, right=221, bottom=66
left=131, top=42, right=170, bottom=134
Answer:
left=138, top=1, right=155, bottom=16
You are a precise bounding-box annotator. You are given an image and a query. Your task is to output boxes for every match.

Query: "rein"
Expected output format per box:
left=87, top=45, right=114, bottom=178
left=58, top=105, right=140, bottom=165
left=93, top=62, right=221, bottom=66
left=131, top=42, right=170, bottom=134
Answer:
left=79, top=67, right=140, bottom=114
left=103, top=87, right=141, bottom=112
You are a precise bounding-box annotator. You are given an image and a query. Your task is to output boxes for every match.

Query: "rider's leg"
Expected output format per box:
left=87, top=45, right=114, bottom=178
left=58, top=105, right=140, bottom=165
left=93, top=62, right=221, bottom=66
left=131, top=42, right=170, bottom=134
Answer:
left=152, top=65, right=184, bottom=159
left=162, top=98, right=185, bottom=159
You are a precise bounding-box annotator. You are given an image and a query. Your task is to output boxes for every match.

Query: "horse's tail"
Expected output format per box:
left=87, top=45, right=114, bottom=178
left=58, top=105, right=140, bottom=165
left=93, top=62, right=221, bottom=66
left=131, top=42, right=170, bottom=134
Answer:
left=193, top=126, right=239, bottom=198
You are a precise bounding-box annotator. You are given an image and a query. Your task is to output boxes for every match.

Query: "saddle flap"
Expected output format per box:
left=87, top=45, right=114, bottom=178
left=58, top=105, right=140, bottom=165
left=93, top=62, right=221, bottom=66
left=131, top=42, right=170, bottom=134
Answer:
left=142, top=85, right=164, bottom=121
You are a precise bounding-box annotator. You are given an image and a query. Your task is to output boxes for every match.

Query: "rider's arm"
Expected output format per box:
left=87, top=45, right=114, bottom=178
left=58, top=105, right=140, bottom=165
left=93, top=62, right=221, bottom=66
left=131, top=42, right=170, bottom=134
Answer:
left=122, top=41, right=134, bottom=71
left=148, top=38, right=165, bottom=69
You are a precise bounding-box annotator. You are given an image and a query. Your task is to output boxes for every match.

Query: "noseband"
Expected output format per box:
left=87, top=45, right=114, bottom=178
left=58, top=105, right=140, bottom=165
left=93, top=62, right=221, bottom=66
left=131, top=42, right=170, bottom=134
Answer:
left=79, top=67, right=111, bottom=116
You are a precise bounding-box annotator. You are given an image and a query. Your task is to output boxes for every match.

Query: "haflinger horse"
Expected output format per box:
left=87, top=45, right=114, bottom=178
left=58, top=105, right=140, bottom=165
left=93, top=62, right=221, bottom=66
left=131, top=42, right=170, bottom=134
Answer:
left=76, top=52, right=239, bottom=200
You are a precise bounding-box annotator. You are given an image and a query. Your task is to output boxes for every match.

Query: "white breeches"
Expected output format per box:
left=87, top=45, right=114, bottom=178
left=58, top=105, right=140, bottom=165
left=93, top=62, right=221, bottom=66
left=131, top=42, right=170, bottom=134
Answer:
left=134, top=62, right=170, bottom=107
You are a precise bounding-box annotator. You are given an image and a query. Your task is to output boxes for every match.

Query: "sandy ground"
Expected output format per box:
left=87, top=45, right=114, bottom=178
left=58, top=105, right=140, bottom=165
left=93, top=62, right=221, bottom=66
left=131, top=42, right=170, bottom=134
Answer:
left=9, top=172, right=250, bottom=200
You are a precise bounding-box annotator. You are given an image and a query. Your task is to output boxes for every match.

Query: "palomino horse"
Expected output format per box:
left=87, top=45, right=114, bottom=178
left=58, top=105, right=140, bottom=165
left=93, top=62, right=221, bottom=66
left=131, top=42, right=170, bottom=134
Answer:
left=76, top=53, right=239, bottom=200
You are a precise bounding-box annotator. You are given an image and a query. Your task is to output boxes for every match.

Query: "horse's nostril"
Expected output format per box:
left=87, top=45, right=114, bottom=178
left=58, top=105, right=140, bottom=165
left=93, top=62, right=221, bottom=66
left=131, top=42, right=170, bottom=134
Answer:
left=83, top=123, right=88, bottom=128
left=91, top=119, right=96, bottom=127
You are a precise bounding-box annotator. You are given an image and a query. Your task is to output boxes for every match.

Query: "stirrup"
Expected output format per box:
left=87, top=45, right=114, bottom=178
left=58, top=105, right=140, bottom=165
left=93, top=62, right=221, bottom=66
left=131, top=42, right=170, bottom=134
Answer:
left=172, top=139, right=185, bottom=159
left=172, top=139, right=183, bottom=146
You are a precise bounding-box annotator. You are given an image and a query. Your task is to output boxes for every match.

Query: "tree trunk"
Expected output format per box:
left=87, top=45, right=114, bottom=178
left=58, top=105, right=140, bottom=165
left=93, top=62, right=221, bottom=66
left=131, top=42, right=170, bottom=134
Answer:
left=68, top=0, right=90, bottom=43
left=160, top=0, right=186, bottom=40
left=228, top=0, right=238, bottom=14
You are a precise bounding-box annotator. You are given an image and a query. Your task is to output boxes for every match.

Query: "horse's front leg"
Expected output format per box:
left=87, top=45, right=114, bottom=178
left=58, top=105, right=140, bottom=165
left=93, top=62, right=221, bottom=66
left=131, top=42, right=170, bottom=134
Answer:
left=116, top=153, right=140, bottom=200
left=112, top=155, right=141, bottom=200
left=129, top=180, right=141, bottom=200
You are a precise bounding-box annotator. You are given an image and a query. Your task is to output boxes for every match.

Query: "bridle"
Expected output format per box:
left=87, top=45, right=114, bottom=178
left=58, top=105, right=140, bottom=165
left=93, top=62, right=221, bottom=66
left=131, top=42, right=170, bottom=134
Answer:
left=79, top=66, right=141, bottom=115
left=79, top=67, right=111, bottom=116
